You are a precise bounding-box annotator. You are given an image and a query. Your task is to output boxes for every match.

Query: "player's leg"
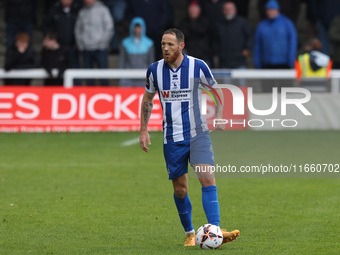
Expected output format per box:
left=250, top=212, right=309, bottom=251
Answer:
left=195, top=163, right=240, bottom=243
left=194, top=164, right=220, bottom=226
left=172, top=174, right=195, bottom=246
left=190, top=132, right=220, bottom=226
left=172, top=174, right=194, bottom=231
left=191, top=132, right=240, bottom=244
left=172, top=172, right=188, bottom=199
left=164, top=141, right=195, bottom=246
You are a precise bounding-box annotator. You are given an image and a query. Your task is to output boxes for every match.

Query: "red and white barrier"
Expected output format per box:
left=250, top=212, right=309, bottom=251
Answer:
left=0, top=87, right=248, bottom=133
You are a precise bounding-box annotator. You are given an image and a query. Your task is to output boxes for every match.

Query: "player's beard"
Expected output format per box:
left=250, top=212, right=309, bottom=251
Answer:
left=163, top=47, right=181, bottom=64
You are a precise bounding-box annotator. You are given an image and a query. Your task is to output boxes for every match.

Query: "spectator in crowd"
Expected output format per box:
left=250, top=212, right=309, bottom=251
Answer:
left=197, top=0, right=249, bottom=19
left=254, top=0, right=297, bottom=92
left=258, top=0, right=301, bottom=24
left=118, top=17, right=155, bottom=86
left=43, top=0, right=81, bottom=52
left=214, top=1, right=252, bottom=70
left=4, top=32, right=39, bottom=85
left=194, top=0, right=249, bottom=19
left=329, top=14, right=340, bottom=69
left=75, top=0, right=113, bottom=85
left=296, top=38, right=332, bottom=79
left=295, top=38, right=332, bottom=90
left=41, top=32, right=70, bottom=85
left=307, top=0, right=340, bottom=55
left=179, top=1, right=212, bottom=66
left=127, top=0, right=168, bottom=60
left=202, top=0, right=226, bottom=27
left=254, top=0, right=297, bottom=69
left=4, top=0, right=36, bottom=48
left=43, top=0, right=81, bottom=84
left=103, top=0, right=126, bottom=54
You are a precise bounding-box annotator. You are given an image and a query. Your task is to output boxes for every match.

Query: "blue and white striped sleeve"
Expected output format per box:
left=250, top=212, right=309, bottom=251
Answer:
left=145, top=65, right=156, bottom=94
left=199, top=60, right=217, bottom=89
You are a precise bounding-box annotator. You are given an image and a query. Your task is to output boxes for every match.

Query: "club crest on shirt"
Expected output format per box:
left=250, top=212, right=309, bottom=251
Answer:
left=171, top=74, right=180, bottom=90
left=171, top=81, right=180, bottom=90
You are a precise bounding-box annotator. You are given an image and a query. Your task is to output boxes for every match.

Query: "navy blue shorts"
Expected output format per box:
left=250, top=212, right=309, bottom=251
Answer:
left=163, top=131, right=215, bottom=180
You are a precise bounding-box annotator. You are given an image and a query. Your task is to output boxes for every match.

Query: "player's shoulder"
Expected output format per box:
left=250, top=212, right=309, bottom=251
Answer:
left=190, top=56, right=212, bottom=72
left=146, top=59, right=164, bottom=76
left=187, top=55, right=209, bottom=68
left=147, top=59, right=164, bottom=70
left=186, top=54, right=200, bottom=62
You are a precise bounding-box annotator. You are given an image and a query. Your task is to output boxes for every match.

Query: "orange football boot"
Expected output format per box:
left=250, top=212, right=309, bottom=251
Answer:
left=184, top=233, right=196, bottom=246
left=221, top=229, right=240, bottom=244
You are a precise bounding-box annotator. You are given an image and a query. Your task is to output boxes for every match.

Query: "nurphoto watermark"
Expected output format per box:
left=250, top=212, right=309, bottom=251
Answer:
left=200, top=83, right=312, bottom=129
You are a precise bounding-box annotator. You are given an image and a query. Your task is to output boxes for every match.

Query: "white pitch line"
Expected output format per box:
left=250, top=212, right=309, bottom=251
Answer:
left=121, top=137, right=142, bottom=147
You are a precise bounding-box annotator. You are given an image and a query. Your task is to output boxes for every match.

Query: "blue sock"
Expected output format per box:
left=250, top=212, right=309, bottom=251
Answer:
left=202, top=185, right=220, bottom=226
left=174, top=193, right=194, bottom=232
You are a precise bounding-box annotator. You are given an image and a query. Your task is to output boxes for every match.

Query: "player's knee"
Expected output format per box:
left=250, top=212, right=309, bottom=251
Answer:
left=174, top=186, right=187, bottom=199
left=200, top=178, right=216, bottom=187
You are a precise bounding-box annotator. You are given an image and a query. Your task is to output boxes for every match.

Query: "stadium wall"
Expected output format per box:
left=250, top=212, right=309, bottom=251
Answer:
left=0, top=86, right=338, bottom=132
left=0, top=87, right=247, bottom=132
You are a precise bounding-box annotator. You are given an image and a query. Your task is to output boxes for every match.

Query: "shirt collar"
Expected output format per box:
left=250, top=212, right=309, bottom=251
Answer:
left=181, top=53, right=188, bottom=67
left=165, top=53, right=188, bottom=72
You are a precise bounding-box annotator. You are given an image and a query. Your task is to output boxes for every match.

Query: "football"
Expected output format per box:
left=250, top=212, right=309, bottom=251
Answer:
left=196, top=224, right=223, bottom=249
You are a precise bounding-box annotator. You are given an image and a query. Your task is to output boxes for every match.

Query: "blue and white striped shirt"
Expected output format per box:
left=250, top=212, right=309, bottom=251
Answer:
left=146, top=54, right=216, bottom=144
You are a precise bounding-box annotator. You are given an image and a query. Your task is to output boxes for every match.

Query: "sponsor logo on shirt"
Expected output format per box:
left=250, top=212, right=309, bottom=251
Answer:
left=160, top=89, right=191, bottom=102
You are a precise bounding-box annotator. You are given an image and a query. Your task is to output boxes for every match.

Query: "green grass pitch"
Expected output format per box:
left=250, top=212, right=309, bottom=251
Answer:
left=0, top=131, right=339, bottom=254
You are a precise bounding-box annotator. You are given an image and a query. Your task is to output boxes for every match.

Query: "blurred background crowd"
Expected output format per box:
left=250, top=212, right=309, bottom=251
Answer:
left=0, top=0, right=340, bottom=86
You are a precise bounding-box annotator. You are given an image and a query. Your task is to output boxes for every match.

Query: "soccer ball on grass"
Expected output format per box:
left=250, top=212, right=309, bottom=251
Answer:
left=196, top=224, right=223, bottom=249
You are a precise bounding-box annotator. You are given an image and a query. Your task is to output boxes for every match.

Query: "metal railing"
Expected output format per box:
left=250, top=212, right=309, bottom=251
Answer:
left=1, top=68, right=339, bottom=93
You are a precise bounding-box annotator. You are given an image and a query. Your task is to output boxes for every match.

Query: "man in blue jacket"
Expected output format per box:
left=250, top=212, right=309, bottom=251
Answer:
left=127, top=0, right=168, bottom=60
left=254, top=0, right=297, bottom=69
left=118, top=17, right=155, bottom=86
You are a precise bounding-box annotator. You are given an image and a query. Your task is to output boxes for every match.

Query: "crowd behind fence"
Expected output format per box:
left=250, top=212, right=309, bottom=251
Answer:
left=3, top=0, right=340, bottom=87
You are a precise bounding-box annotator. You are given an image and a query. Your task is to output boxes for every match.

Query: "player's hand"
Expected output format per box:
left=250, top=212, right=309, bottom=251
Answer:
left=214, top=123, right=225, bottom=131
left=140, top=130, right=151, bottom=152
left=214, top=115, right=225, bottom=131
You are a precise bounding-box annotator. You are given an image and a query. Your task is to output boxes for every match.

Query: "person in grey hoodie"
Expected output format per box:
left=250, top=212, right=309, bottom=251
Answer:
left=119, top=17, right=155, bottom=86
left=75, top=0, right=113, bottom=85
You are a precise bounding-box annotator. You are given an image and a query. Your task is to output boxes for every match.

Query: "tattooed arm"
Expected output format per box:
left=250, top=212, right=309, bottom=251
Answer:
left=140, top=91, right=156, bottom=152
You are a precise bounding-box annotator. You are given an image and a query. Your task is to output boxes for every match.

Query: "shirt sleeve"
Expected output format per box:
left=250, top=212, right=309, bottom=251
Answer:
left=145, top=65, right=156, bottom=94
left=199, top=60, right=217, bottom=89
